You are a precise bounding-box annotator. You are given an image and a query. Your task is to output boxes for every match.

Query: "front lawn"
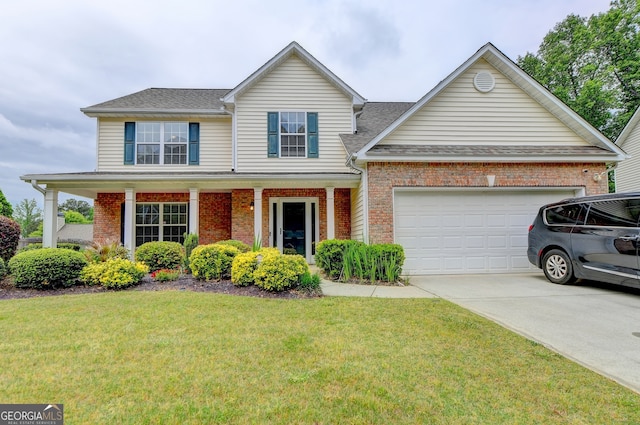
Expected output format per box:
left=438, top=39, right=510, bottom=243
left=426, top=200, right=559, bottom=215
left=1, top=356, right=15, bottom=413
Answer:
left=1, top=292, right=639, bottom=424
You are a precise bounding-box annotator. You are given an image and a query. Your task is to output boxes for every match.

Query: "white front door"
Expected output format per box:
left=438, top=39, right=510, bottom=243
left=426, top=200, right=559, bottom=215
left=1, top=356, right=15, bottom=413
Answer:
left=269, top=198, right=319, bottom=263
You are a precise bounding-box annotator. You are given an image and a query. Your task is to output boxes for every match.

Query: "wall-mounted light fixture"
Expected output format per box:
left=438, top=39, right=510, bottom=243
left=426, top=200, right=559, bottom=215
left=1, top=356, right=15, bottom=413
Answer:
left=486, top=175, right=496, bottom=187
left=250, top=201, right=254, bottom=211
left=593, top=171, right=607, bottom=182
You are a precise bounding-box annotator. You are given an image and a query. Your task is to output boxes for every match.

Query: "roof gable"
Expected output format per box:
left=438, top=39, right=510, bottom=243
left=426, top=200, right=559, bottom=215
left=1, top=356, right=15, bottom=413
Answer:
left=615, top=106, right=640, bottom=148
left=222, top=41, right=365, bottom=107
left=354, top=43, right=626, bottom=162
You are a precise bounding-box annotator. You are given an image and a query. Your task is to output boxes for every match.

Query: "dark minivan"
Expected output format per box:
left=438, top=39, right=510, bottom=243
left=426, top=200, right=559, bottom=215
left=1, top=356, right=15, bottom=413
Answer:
left=528, top=192, right=640, bottom=288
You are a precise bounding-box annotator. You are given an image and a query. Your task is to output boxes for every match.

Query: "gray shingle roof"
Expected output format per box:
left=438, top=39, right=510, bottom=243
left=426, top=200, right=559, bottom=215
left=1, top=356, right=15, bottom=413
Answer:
left=340, top=102, right=415, bottom=154
left=366, top=145, right=616, bottom=157
left=81, top=88, right=231, bottom=114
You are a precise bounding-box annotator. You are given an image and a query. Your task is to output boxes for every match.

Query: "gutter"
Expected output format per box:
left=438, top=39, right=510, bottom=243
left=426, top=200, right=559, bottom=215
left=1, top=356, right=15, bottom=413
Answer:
left=31, top=179, right=46, bottom=195
left=347, top=154, right=369, bottom=242
left=221, top=106, right=237, bottom=171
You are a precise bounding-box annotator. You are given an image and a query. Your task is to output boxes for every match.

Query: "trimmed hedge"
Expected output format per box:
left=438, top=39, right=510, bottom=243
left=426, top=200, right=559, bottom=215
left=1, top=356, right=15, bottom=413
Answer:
left=8, top=248, right=88, bottom=289
left=80, top=258, right=148, bottom=289
left=254, top=253, right=309, bottom=292
left=216, top=239, right=251, bottom=253
left=135, top=241, right=185, bottom=272
left=231, top=251, right=261, bottom=287
left=190, top=243, right=240, bottom=281
left=19, top=242, right=83, bottom=252
left=0, top=216, right=21, bottom=262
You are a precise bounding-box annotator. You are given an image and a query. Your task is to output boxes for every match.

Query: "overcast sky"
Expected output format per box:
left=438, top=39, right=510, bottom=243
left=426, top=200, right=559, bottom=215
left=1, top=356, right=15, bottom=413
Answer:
left=0, top=0, right=612, bottom=207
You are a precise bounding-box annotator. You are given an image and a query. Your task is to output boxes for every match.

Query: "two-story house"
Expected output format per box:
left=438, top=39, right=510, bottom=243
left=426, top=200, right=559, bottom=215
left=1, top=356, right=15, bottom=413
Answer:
left=22, top=41, right=626, bottom=275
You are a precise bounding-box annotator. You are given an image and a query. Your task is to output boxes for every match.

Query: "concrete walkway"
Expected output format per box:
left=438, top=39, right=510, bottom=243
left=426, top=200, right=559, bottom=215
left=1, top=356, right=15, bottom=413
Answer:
left=320, top=273, right=640, bottom=394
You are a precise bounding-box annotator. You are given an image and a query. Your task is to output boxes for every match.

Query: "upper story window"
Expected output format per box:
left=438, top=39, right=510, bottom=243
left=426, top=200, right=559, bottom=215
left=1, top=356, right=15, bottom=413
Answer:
left=124, top=122, right=199, bottom=166
left=267, top=112, right=318, bottom=158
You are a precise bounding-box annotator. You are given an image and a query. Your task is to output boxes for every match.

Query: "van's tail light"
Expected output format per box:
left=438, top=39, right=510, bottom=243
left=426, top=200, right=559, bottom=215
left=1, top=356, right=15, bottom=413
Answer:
left=528, top=224, right=534, bottom=232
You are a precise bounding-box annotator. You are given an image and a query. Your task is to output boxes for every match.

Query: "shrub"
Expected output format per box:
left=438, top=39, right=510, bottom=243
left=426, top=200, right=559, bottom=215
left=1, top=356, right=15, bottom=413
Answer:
left=190, top=244, right=240, bottom=281
left=315, top=239, right=363, bottom=280
left=298, top=271, right=321, bottom=294
left=231, top=251, right=261, bottom=287
left=135, top=241, right=185, bottom=272
left=254, top=253, right=309, bottom=292
left=0, top=257, right=5, bottom=280
left=150, top=269, right=181, bottom=282
left=370, top=243, right=405, bottom=282
left=8, top=248, right=88, bottom=289
left=216, top=239, right=251, bottom=253
left=0, top=216, right=21, bottom=262
left=80, top=258, right=148, bottom=289
left=84, top=241, right=129, bottom=263
left=183, top=233, right=199, bottom=272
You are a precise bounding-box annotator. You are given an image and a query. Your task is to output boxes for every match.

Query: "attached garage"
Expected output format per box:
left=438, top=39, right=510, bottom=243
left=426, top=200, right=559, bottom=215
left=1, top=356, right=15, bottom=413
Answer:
left=394, top=189, right=581, bottom=275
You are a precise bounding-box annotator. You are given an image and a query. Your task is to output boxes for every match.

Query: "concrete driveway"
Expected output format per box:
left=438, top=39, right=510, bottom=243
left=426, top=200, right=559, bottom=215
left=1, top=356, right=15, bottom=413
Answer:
left=410, top=273, right=640, bottom=394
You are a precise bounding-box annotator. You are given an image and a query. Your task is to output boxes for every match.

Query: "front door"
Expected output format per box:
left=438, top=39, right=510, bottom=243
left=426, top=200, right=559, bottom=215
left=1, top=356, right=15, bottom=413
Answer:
left=270, top=198, right=318, bottom=263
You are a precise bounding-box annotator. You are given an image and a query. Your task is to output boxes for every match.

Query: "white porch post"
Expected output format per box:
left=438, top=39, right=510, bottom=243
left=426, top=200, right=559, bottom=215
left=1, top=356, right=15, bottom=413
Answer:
left=42, top=189, right=58, bottom=248
left=189, top=188, right=199, bottom=235
left=326, top=187, right=335, bottom=240
left=123, top=188, right=136, bottom=257
left=253, top=188, right=263, bottom=246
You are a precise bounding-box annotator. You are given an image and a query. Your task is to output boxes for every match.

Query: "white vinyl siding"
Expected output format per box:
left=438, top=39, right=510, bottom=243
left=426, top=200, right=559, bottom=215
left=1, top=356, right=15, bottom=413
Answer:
left=96, top=117, right=232, bottom=171
left=616, top=123, right=640, bottom=192
left=235, top=55, right=353, bottom=173
left=350, top=183, right=365, bottom=241
left=380, top=59, right=590, bottom=147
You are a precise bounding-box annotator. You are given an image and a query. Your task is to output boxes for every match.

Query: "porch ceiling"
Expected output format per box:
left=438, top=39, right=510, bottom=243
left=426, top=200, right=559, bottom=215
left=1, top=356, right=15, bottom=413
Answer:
left=20, top=172, right=361, bottom=199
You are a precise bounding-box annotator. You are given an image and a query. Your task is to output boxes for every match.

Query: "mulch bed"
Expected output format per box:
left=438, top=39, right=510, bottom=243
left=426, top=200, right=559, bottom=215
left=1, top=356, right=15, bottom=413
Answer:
left=0, top=274, right=320, bottom=300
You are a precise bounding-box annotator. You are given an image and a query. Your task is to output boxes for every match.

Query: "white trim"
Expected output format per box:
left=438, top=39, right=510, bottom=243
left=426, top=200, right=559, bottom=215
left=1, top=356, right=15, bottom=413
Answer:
left=42, top=189, right=58, bottom=248
left=326, top=187, right=335, bottom=239
left=615, top=106, right=640, bottom=148
left=123, top=188, right=135, bottom=257
left=253, top=188, right=263, bottom=244
left=189, top=188, right=199, bottom=235
left=356, top=154, right=622, bottom=163
left=268, top=197, right=319, bottom=263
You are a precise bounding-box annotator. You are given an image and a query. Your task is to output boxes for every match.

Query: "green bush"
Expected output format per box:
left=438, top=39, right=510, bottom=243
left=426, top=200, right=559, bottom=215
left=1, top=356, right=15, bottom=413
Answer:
left=135, top=241, right=185, bottom=272
left=8, top=248, right=88, bottom=289
left=231, top=251, right=261, bottom=287
left=18, top=242, right=82, bottom=253
left=80, top=258, right=148, bottom=289
left=216, top=239, right=251, bottom=253
left=0, top=216, right=21, bottom=262
left=254, top=253, right=309, bottom=292
left=298, top=271, right=321, bottom=294
left=315, top=239, right=363, bottom=280
left=190, top=244, right=240, bottom=281
left=183, top=233, right=199, bottom=272
left=0, top=257, right=5, bottom=280
left=369, top=243, right=405, bottom=282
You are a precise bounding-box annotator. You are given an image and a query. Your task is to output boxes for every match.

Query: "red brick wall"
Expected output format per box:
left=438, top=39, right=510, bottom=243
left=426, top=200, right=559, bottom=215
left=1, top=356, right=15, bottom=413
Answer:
left=199, top=193, right=232, bottom=244
left=231, top=189, right=254, bottom=246
left=335, top=188, right=351, bottom=239
left=367, top=162, right=609, bottom=243
left=94, top=193, right=124, bottom=244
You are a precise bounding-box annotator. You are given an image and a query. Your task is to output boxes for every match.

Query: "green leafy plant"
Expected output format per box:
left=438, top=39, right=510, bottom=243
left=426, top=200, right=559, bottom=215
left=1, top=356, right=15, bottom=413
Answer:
left=0, top=215, right=21, bottom=262
left=84, top=241, right=129, bottom=263
left=182, top=233, right=199, bottom=273
left=254, top=253, right=309, bottom=292
left=252, top=234, right=262, bottom=252
left=8, top=248, right=88, bottom=289
left=298, top=271, right=321, bottom=294
left=216, top=239, right=251, bottom=253
left=150, top=269, right=181, bottom=282
left=134, top=241, right=185, bottom=272
left=189, top=243, right=240, bottom=281
left=315, top=239, right=363, bottom=280
left=80, top=258, right=148, bottom=289
left=231, top=251, right=261, bottom=287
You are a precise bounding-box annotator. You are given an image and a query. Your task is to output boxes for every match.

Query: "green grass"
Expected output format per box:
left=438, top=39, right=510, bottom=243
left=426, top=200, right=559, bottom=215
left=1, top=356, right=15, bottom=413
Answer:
left=1, top=292, right=639, bottom=424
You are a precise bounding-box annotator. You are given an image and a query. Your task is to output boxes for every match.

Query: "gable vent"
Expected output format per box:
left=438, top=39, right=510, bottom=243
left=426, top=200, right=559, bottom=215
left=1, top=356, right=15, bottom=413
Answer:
left=473, top=72, right=495, bottom=93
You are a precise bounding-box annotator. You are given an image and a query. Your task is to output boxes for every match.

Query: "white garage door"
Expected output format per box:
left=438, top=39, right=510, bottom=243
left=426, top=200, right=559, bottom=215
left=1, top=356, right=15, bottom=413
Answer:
left=394, top=190, right=578, bottom=275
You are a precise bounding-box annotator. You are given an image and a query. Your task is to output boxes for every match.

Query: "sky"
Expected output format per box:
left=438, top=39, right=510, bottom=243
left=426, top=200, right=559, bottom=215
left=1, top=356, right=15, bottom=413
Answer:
left=0, top=0, right=612, bottom=208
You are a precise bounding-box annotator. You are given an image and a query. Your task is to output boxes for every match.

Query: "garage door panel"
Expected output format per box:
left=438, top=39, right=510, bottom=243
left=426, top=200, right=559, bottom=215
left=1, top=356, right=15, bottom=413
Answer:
left=395, top=190, right=576, bottom=274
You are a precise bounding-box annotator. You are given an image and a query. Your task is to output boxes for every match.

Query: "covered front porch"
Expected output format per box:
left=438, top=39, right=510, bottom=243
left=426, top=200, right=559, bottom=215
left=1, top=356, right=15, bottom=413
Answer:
left=21, top=172, right=359, bottom=263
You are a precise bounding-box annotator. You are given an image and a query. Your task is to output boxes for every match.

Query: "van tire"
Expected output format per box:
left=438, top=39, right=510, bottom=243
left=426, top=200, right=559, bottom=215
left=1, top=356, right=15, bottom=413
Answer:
left=542, top=249, right=576, bottom=285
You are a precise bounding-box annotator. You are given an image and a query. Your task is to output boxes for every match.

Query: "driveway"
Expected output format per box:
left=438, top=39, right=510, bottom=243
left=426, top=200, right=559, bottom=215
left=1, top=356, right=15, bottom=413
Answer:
left=410, top=273, right=640, bottom=394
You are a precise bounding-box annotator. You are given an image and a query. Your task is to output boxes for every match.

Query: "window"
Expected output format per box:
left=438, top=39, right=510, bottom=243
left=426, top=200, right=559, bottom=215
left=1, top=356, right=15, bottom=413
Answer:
left=267, top=112, right=318, bottom=158
left=124, top=122, right=198, bottom=165
left=135, top=203, right=188, bottom=247
left=544, top=203, right=588, bottom=226
left=585, top=200, right=640, bottom=227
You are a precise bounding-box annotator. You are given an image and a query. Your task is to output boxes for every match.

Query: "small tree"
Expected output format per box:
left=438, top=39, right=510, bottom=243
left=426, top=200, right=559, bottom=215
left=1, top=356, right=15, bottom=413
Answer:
left=59, top=199, right=93, bottom=221
left=0, top=216, right=21, bottom=262
left=14, top=198, right=42, bottom=237
left=0, top=189, right=13, bottom=218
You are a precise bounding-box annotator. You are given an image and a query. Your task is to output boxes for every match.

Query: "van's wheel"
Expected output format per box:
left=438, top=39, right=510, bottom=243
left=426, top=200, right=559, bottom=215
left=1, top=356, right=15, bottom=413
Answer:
left=542, top=249, right=576, bottom=285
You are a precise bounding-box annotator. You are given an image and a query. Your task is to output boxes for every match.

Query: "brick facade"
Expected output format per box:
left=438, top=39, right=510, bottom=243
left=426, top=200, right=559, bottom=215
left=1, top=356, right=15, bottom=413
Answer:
left=93, top=193, right=124, bottom=244
left=366, top=162, right=609, bottom=244
left=200, top=193, right=232, bottom=244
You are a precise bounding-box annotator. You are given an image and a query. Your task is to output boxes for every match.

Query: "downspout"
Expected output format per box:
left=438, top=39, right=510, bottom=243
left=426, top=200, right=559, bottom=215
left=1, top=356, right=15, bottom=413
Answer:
left=31, top=179, right=46, bottom=195
left=222, top=105, right=237, bottom=171
left=347, top=153, right=369, bottom=243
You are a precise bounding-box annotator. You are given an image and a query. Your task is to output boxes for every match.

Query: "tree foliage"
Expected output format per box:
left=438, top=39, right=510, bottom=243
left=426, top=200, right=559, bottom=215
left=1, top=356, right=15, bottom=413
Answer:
left=518, top=0, right=640, bottom=139
left=14, top=198, right=43, bottom=237
left=0, top=189, right=13, bottom=218
left=59, top=199, right=93, bottom=221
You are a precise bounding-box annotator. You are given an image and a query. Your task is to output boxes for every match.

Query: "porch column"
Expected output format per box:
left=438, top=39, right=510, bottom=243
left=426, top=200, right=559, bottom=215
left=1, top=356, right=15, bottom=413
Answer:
left=326, top=187, right=335, bottom=240
left=189, top=188, right=199, bottom=235
left=42, top=189, right=58, bottom=248
left=123, top=188, right=136, bottom=257
left=253, top=187, right=263, bottom=246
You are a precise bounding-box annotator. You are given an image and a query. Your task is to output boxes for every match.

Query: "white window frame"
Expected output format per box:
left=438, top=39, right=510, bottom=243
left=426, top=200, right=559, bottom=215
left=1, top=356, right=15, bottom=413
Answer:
left=279, top=112, right=307, bottom=158
left=135, top=202, right=188, bottom=246
left=136, top=121, right=188, bottom=165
